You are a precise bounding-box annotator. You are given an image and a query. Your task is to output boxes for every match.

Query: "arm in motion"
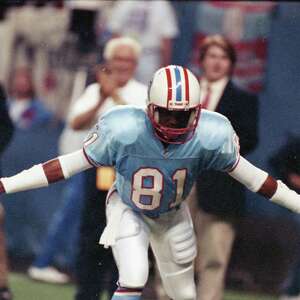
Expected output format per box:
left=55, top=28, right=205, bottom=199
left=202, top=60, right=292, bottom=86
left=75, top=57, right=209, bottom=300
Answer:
left=229, top=156, right=300, bottom=213
left=0, top=149, right=92, bottom=194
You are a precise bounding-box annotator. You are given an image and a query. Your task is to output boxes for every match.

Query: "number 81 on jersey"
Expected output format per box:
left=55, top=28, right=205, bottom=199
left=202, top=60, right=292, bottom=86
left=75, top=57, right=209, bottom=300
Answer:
left=131, top=168, right=187, bottom=210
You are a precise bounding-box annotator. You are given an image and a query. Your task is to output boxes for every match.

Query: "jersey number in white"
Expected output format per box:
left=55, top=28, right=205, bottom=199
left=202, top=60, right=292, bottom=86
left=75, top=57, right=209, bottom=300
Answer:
left=131, top=168, right=187, bottom=210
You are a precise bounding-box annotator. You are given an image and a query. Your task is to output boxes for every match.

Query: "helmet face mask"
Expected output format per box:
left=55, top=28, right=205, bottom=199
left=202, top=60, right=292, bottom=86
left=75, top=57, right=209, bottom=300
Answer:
left=148, top=104, right=200, bottom=144
left=147, top=65, right=201, bottom=144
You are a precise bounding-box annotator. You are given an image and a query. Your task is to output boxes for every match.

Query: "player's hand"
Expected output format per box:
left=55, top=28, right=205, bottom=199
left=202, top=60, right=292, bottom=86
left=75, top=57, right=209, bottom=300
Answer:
left=97, top=66, right=118, bottom=99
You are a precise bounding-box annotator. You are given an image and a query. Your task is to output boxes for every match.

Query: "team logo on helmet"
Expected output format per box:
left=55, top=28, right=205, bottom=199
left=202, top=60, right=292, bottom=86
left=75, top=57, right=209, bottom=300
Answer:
left=164, top=66, right=190, bottom=110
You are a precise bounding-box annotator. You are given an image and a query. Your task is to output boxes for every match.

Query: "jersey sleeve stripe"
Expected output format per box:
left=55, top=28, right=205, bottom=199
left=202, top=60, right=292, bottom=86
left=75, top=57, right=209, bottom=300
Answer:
left=82, top=147, right=100, bottom=167
left=226, top=153, right=240, bottom=172
left=105, top=188, right=117, bottom=205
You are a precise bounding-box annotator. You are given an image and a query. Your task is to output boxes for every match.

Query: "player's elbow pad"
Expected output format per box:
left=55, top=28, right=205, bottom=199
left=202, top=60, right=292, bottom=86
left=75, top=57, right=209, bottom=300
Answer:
left=58, top=149, right=91, bottom=178
left=229, top=156, right=268, bottom=192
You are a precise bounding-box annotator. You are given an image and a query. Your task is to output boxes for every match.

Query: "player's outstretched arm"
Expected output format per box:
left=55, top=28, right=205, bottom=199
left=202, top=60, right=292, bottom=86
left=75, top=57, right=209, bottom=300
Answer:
left=228, top=156, right=300, bottom=213
left=0, top=149, right=92, bottom=194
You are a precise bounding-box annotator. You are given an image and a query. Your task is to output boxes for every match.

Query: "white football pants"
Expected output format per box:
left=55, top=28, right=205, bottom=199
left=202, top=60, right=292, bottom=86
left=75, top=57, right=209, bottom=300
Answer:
left=106, top=191, right=197, bottom=300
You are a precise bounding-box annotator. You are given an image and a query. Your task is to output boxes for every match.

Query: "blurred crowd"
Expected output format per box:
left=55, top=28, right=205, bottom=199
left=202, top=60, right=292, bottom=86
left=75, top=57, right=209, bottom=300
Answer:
left=0, top=0, right=178, bottom=120
left=0, top=1, right=299, bottom=300
left=0, top=1, right=180, bottom=299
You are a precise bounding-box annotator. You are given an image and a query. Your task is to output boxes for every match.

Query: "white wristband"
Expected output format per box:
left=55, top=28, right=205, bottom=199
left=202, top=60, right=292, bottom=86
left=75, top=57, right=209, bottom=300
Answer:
left=270, top=180, right=300, bottom=213
left=58, top=149, right=92, bottom=178
left=1, top=164, right=48, bottom=194
left=1, top=150, right=92, bottom=194
left=229, top=156, right=268, bottom=192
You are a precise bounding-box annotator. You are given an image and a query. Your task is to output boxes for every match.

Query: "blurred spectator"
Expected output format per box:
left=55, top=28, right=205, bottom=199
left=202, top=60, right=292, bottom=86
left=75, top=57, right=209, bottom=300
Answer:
left=0, top=84, right=14, bottom=300
left=65, top=36, right=147, bottom=300
left=189, top=2, right=276, bottom=93
left=66, top=0, right=111, bottom=54
left=2, top=65, right=63, bottom=261
left=27, top=72, right=89, bottom=284
left=0, top=1, right=71, bottom=117
left=0, top=3, right=14, bottom=87
left=106, top=0, right=179, bottom=84
left=72, top=36, right=147, bottom=300
left=0, top=85, right=14, bottom=155
left=7, top=67, right=53, bottom=130
left=270, top=136, right=300, bottom=300
left=190, top=35, right=259, bottom=300
left=27, top=134, right=85, bottom=283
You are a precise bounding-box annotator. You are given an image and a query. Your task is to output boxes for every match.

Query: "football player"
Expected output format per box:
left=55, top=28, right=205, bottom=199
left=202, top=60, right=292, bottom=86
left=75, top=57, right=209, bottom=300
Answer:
left=1, top=65, right=300, bottom=300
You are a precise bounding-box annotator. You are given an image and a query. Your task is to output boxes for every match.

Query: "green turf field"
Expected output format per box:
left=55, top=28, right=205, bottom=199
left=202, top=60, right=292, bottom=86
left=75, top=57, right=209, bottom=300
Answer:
left=10, top=273, right=74, bottom=300
left=224, top=291, right=277, bottom=300
left=9, top=272, right=278, bottom=300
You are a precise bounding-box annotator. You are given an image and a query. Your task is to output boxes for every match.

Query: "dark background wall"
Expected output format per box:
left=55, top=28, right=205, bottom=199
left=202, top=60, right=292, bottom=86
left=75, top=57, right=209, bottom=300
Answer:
left=231, top=4, right=300, bottom=292
left=246, top=4, right=300, bottom=218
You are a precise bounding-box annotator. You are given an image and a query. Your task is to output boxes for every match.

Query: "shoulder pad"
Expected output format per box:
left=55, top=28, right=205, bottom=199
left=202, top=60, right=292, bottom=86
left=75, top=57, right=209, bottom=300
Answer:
left=197, top=110, right=233, bottom=150
left=100, top=106, right=147, bottom=145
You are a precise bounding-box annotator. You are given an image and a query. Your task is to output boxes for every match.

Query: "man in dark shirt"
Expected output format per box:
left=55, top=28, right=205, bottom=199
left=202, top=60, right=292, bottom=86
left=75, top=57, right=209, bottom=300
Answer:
left=191, top=35, right=259, bottom=300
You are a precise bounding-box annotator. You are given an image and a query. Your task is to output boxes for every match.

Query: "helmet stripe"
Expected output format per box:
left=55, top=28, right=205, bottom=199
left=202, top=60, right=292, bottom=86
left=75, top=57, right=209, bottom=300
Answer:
left=183, top=68, right=190, bottom=101
left=174, top=67, right=182, bottom=102
left=165, top=67, right=172, bottom=102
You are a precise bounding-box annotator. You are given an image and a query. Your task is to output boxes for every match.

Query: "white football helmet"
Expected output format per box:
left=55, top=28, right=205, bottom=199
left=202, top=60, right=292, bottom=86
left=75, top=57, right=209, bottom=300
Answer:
left=147, top=65, right=201, bottom=144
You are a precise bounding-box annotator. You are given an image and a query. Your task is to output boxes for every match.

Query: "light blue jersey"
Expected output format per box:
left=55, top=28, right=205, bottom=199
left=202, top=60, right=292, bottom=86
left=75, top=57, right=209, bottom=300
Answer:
left=84, top=106, right=239, bottom=218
